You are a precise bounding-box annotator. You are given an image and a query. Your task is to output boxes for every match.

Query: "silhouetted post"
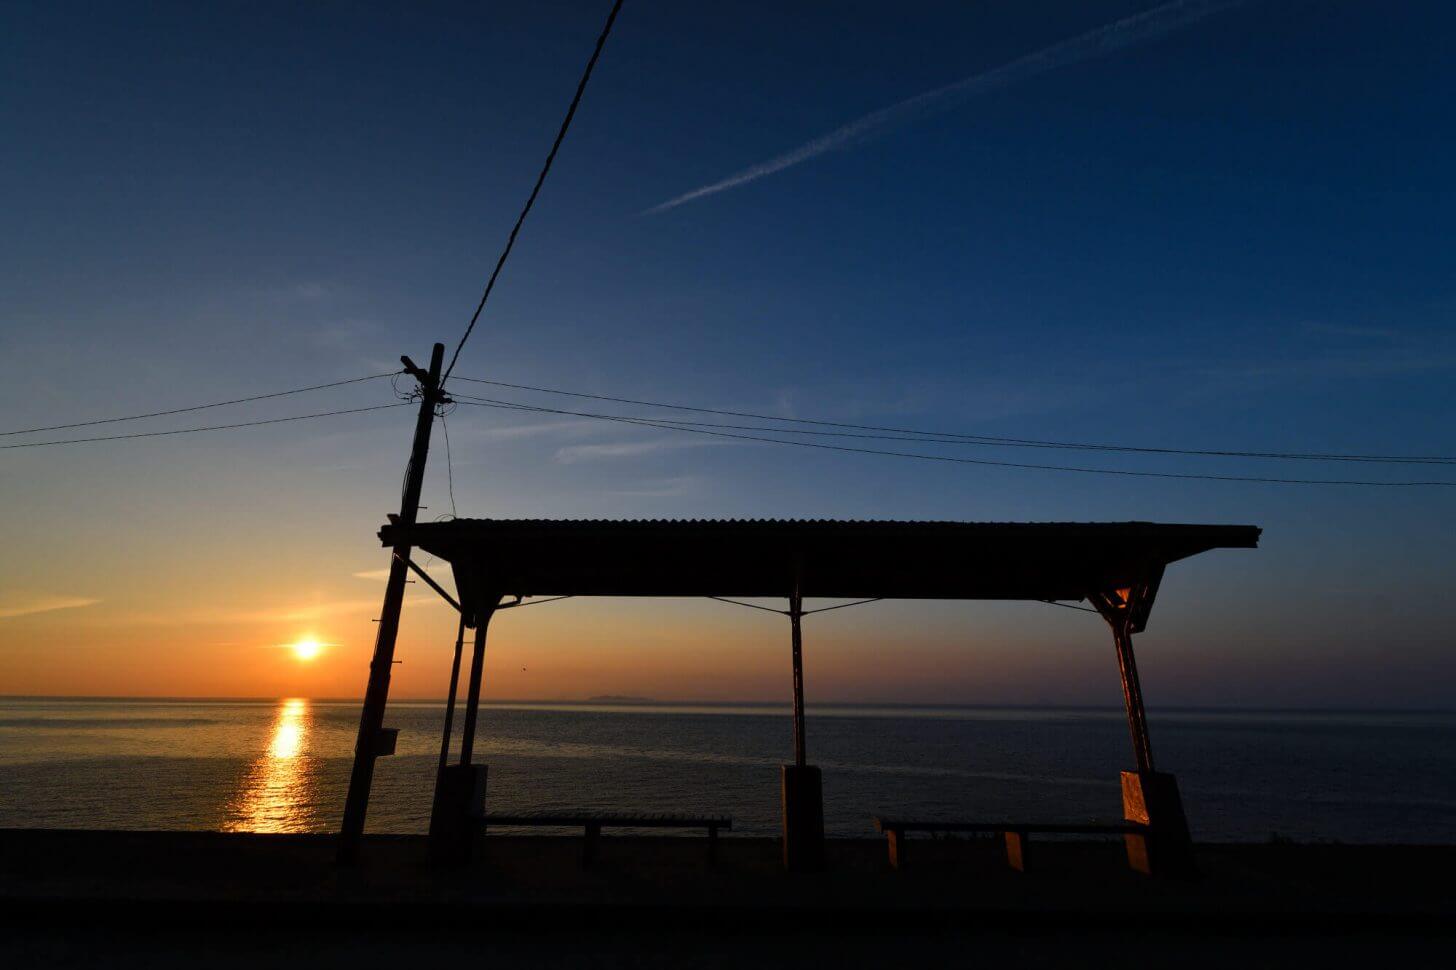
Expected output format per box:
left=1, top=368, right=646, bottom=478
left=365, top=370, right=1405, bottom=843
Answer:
left=431, top=605, right=495, bottom=863
left=790, top=586, right=807, bottom=767
left=458, top=607, right=493, bottom=766
left=1112, top=625, right=1155, bottom=773
left=1090, top=578, right=1194, bottom=877
left=338, top=342, right=446, bottom=865
left=781, top=575, right=824, bottom=871
left=436, top=615, right=467, bottom=775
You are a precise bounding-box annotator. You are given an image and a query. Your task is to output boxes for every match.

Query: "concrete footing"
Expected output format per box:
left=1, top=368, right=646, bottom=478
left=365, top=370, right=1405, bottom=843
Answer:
left=1122, top=770, right=1195, bottom=877
left=429, top=764, right=488, bottom=864
left=781, top=764, right=825, bottom=871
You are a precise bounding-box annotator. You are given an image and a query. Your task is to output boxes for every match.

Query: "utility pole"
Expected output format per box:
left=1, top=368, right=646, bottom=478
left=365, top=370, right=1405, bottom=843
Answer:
left=338, top=342, right=447, bottom=864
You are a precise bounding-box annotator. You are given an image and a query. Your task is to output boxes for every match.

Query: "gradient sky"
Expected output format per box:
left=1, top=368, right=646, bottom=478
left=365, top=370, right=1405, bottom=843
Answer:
left=2, top=1, right=1453, bottom=708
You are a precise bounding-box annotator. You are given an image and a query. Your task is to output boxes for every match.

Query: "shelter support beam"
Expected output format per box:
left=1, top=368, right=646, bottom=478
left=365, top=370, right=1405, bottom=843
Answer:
left=781, top=578, right=825, bottom=871
left=1113, top=624, right=1155, bottom=773
left=790, top=586, right=806, bottom=767
left=435, top=616, right=467, bottom=775
left=1089, top=570, right=1194, bottom=877
left=430, top=601, right=498, bottom=864
left=459, top=606, right=495, bottom=767
left=338, top=343, right=445, bottom=865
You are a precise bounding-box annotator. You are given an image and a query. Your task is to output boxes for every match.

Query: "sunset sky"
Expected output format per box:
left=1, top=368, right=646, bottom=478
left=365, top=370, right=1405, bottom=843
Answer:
left=2, top=1, right=1453, bottom=708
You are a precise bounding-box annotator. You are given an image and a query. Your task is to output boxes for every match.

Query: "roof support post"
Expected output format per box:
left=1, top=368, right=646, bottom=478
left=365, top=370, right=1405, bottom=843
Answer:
left=1088, top=566, right=1163, bottom=774
left=789, top=579, right=807, bottom=768
left=1112, top=623, right=1155, bottom=773
left=436, top=613, right=468, bottom=776
left=1088, top=567, right=1195, bottom=876
left=429, top=601, right=496, bottom=865
left=781, top=569, right=823, bottom=870
left=338, top=342, right=446, bottom=865
left=459, top=602, right=498, bottom=767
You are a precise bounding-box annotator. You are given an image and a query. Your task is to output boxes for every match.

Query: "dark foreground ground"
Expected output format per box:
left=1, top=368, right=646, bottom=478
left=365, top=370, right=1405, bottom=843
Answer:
left=2, top=829, right=1453, bottom=967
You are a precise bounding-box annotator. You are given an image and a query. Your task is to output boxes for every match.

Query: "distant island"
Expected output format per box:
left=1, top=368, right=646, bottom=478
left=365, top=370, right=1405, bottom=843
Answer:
left=585, top=694, right=656, bottom=704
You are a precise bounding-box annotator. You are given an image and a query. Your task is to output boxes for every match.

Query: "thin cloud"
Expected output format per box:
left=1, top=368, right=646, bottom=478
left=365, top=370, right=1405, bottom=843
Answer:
left=554, top=439, right=729, bottom=464
left=0, top=594, right=101, bottom=620
left=477, top=419, right=605, bottom=440
left=99, top=595, right=446, bottom=627
left=647, top=0, right=1248, bottom=213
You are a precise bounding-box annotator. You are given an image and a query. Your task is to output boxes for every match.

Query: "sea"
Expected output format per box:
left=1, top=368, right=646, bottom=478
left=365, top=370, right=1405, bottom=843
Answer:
left=2, top=697, right=1455, bottom=843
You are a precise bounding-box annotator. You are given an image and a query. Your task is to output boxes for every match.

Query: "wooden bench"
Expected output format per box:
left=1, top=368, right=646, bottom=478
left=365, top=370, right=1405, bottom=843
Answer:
left=483, top=812, right=731, bottom=866
left=872, top=816, right=1145, bottom=871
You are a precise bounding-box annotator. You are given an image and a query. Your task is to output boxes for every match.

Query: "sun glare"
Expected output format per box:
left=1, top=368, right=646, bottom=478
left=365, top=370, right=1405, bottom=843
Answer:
left=290, top=637, right=323, bottom=662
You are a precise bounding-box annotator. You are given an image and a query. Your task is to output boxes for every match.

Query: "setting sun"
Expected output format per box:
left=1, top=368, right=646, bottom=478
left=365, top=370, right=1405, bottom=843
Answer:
left=289, top=637, right=323, bottom=662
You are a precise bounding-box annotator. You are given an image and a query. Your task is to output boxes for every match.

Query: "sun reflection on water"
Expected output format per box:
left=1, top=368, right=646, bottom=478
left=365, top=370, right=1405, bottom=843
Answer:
left=224, top=698, right=319, bottom=832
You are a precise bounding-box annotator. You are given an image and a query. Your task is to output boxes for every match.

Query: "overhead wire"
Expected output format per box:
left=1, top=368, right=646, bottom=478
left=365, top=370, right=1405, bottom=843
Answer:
left=441, top=413, right=458, bottom=518
left=2, top=372, right=398, bottom=437
left=441, top=0, right=626, bottom=384
left=1, top=404, right=409, bottom=450
left=452, top=397, right=1456, bottom=487
left=455, top=391, right=1456, bottom=467
left=449, top=376, right=1456, bottom=466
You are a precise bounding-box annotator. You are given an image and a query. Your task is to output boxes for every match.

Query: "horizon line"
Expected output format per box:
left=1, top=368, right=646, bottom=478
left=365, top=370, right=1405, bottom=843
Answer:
left=2, top=694, right=1454, bottom=715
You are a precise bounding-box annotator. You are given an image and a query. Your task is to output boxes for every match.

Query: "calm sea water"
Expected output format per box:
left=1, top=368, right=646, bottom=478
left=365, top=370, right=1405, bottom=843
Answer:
left=1, top=697, right=1454, bottom=843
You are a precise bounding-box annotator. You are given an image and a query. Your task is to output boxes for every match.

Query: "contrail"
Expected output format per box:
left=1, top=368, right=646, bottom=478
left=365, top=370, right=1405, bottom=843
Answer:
left=646, top=0, right=1249, bottom=214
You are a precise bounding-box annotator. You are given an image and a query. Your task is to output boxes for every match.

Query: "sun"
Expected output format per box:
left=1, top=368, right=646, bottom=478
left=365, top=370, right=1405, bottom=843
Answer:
left=290, top=636, right=324, bottom=662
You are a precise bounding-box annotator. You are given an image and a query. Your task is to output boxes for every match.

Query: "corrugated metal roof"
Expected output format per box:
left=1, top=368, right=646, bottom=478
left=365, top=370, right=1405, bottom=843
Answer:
left=382, top=518, right=1259, bottom=616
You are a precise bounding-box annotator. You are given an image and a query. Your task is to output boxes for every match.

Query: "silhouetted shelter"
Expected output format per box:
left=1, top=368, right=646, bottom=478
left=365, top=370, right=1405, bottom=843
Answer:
left=354, top=518, right=1260, bottom=872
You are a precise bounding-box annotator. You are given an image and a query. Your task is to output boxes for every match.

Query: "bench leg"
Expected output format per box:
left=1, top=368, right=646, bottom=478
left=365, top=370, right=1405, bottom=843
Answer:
left=582, top=823, right=600, bottom=868
left=1005, top=830, right=1029, bottom=872
left=886, top=829, right=905, bottom=870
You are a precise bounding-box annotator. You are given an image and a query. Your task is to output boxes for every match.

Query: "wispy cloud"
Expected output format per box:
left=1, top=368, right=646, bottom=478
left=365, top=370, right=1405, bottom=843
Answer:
left=98, top=595, right=446, bottom=627
left=554, top=439, right=728, bottom=464
left=475, top=419, right=605, bottom=441
left=647, top=0, right=1247, bottom=213
left=0, top=593, right=101, bottom=620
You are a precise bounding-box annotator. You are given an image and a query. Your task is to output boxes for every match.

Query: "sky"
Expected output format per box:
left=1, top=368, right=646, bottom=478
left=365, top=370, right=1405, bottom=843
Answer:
left=1, top=0, right=1453, bottom=708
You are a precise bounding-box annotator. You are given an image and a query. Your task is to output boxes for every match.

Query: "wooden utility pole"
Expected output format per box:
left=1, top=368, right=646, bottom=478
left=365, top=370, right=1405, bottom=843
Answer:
left=337, top=342, right=446, bottom=864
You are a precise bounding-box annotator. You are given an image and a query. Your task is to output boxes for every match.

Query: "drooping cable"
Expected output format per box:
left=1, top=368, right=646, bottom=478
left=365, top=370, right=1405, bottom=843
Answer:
left=441, top=0, right=626, bottom=384
left=2, top=372, right=398, bottom=437
left=452, top=397, right=1456, bottom=486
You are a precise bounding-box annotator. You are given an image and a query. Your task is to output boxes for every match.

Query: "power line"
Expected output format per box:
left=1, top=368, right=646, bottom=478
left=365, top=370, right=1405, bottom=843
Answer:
left=441, top=413, right=458, bottom=518
left=449, top=376, right=1456, bottom=465
left=442, top=0, right=626, bottom=384
left=1, top=372, right=397, bottom=438
left=452, top=392, right=1456, bottom=466
left=452, top=397, right=1456, bottom=486
left=1, top=404, right=408, bottom=450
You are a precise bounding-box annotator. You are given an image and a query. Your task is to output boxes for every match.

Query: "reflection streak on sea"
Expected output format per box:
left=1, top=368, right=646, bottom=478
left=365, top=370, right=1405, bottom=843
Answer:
left=223, top=698, right=319, bottom=833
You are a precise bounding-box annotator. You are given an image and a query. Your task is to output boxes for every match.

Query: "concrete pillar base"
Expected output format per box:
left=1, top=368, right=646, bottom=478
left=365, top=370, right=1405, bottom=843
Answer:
left=1121, top=770, right=1195, bottom=877
left=428, top=763, right=488, bottom=865
left=781, top=764, right=825, bottom=871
